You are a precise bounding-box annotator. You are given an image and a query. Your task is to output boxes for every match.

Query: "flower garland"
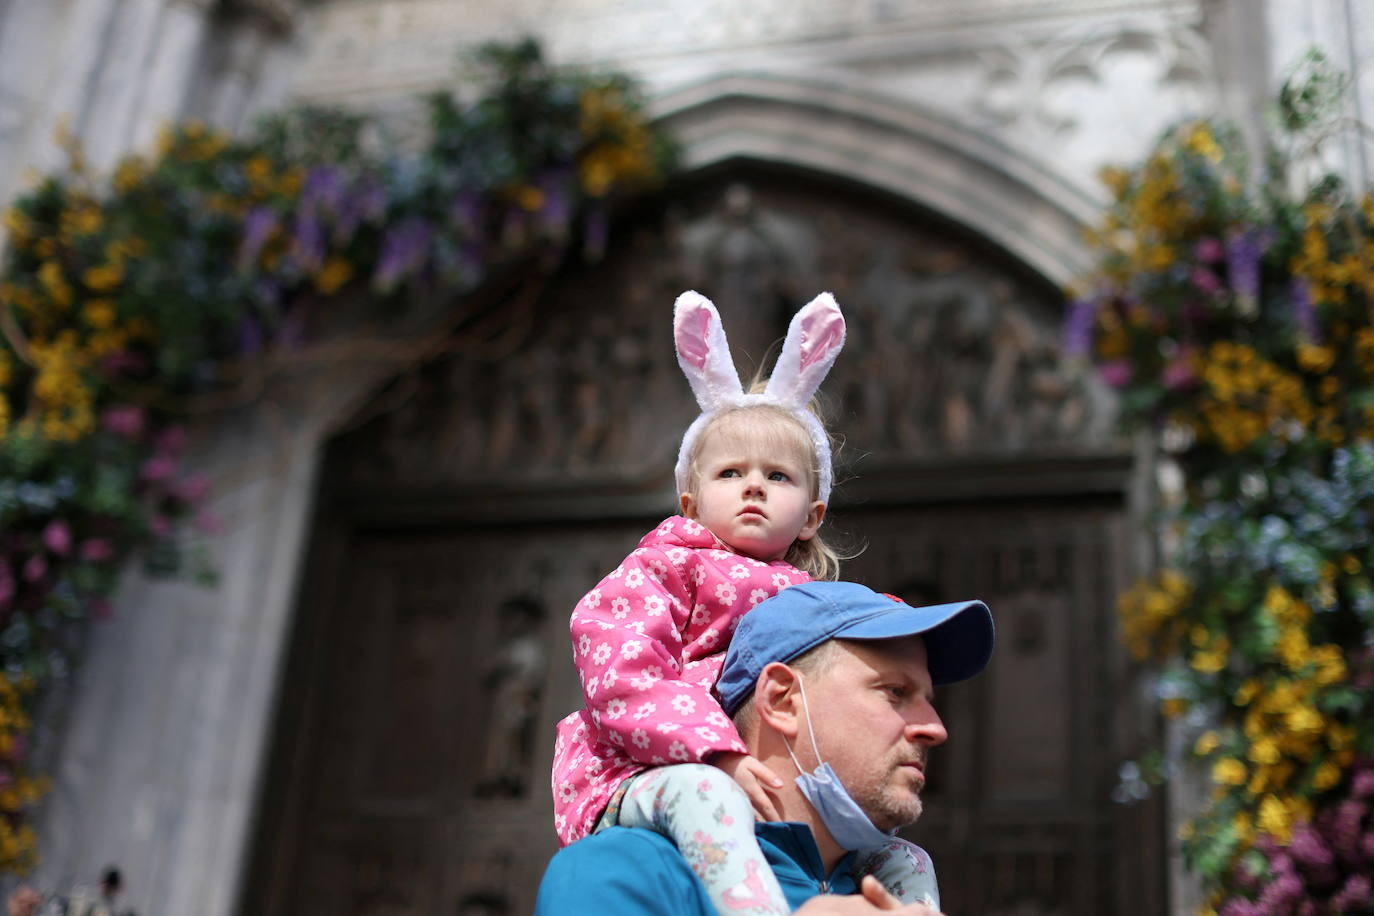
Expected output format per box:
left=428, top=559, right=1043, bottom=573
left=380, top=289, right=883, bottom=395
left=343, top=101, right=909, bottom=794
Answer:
left=0, top=38, right=671, bottom=873
left=1070, top=54, right=1374, bottom=912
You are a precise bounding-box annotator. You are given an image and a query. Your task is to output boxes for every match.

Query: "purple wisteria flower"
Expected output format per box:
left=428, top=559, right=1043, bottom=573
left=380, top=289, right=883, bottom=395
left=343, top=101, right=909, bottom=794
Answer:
left=1225, top=227, right=1270, bottom=315
left=236, top=206, right=278, bottom=271
left=373, top=217, right=433, bottom=291
left=583, top=204, right=608, bottom=261
left=302, top=165, right=346, bottom=217
left=1290, top=276, right=1319, bottom=342
left=536, top=168, right=574, bottom=236
left=1060, top=297, right=1097, bottom=358
left=291, top=210, right=325, bottom=272
left=450, top=190, right=484, bottom=236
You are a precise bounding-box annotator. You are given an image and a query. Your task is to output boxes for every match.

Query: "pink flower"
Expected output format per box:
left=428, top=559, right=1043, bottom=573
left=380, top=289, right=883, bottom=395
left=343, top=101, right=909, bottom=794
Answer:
left=80, top=539, right=114, bottom=563
left=100, top=405, right=145, bottom=440
left=193, top=509, right=222, bottom=534
left=1097, top=360, right=1133, bottom=388
left=0, top=567, right=12, bottom=609
left=141, top=455, right=176, bottom=482
left=150, top=515, right=172, bottom=538
left=1196, top=237, right=1225, bottom=262
left=1162, top=353, right=1198, bottom=391
left=176, top=474, right=211, bottom=504
left=21, top=554, right=45, bottom=583
left=41, top=520, right=72, bottom=556
left=1191, top=266, right=1221, bottom=295
left=155, top=426, right=187, bottom=458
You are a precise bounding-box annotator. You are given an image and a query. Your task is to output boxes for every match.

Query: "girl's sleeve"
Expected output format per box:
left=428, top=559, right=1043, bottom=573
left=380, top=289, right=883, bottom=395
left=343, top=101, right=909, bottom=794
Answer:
left=568, top=547, right=747, bottom=765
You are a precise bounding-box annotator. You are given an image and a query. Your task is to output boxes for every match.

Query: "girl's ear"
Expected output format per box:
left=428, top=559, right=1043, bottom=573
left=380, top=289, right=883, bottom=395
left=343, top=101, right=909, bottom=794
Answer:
left=754, top=661, right=802, bottom=739
left=674, top=291, right=744, bottom=410
left=796, top=501, right=826, bottom=542
left=764, top=292, right=846, bottom=408
left=679, top=491, right=697, bottom=518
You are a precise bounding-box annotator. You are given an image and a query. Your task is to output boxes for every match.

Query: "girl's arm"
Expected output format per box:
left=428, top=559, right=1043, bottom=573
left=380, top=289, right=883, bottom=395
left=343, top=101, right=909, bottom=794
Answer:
left=568, top=547, right=747, bottom=765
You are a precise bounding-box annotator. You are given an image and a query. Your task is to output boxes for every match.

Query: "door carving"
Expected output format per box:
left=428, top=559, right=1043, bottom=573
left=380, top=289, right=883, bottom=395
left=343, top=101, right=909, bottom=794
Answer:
left=244, top=166, right=1162, bottom=915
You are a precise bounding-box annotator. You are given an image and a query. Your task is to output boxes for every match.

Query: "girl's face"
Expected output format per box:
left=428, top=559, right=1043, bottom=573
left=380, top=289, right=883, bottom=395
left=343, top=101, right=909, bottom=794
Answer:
left=680, top=413, right=825, bottom=562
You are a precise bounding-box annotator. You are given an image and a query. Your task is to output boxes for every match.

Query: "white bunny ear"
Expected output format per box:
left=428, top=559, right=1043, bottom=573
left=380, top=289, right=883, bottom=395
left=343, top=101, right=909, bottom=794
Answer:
left=674, top=290, right=743, bottom=410
left=764, top=292, right=846, bottom=406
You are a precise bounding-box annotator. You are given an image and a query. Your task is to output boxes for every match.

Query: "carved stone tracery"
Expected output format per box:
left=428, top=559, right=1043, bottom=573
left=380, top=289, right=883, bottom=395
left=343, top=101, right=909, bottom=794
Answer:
left=334, top=171, right=1115, bottom=491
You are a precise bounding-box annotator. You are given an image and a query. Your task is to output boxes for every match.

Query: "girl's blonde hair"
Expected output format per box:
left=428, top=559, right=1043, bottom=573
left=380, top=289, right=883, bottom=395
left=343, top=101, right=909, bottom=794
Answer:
left=681, top=400, right=843, bottom=581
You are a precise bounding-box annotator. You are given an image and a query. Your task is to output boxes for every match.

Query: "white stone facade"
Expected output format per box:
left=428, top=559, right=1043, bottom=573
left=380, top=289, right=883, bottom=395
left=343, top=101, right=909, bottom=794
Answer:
left=0, top=1, right=1372, bottom=914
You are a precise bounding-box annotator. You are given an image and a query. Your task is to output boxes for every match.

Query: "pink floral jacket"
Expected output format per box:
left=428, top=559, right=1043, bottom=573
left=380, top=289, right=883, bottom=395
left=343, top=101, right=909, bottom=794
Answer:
left=550, top=515, right=810, bottom=845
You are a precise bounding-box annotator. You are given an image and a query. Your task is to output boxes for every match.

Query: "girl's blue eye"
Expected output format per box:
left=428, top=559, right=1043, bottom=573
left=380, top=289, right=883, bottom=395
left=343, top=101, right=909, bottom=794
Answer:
left=768, top=471, right=789, bottom=482
left=720, top=469, right=740, bottom=478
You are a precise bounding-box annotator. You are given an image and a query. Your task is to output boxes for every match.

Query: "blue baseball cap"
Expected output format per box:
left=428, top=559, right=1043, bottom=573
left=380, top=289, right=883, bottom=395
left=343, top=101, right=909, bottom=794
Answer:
left=717, top=581, right=995, bottom=715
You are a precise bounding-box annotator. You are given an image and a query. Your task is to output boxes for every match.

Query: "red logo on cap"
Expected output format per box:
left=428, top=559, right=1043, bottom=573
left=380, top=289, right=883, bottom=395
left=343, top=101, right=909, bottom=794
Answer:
left=881, top=592, right=903, bottom=603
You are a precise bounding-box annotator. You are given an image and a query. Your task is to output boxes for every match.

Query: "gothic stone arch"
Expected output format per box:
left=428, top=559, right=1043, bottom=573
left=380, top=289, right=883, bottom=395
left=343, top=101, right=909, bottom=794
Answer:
left=242, top=114, right=1164, bottom=916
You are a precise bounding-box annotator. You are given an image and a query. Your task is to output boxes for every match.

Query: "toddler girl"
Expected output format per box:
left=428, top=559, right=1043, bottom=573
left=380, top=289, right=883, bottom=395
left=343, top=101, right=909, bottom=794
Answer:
left=550, top=291, right=938, bottom=913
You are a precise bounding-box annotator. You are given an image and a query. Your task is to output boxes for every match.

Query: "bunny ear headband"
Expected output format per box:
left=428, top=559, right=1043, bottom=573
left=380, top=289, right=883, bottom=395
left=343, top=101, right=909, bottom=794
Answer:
left=673, top=290, right=847, bottom=503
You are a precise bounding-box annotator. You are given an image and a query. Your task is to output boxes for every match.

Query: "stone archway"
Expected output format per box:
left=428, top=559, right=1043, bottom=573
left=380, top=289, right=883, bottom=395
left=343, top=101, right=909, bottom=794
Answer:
left=241, top=156, right=1165, bottom=915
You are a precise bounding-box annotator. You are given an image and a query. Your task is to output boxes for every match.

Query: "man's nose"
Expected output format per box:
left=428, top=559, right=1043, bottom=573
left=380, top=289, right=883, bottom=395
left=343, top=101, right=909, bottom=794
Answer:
left=905, top=708, right=947, bottom=747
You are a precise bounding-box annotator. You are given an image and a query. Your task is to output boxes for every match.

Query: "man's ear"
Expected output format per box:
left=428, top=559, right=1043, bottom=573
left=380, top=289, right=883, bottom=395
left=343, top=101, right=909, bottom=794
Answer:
left=754, top=661, right=803, bottom=739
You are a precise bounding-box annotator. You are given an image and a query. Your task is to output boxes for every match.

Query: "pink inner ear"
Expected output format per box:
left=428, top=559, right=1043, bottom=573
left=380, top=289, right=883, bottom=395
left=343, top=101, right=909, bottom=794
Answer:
left=676, top=306, right=713, bottom=370
left=798, top=312, right=844, bottom=370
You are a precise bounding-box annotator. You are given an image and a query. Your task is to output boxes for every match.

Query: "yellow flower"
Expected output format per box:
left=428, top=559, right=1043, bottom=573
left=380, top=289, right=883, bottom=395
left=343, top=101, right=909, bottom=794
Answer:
left=1098, top=166, right=1131, bottom=199
left=1311, top=645, right=1346, bottom=686
left=81, top=299, right=115, bottom=329
left=314, top=257, right=354, bottom=295
left=1194, top=731, right=1219, bottom=755
left=1257, top=794, right=1290, bottom=842
left=515, top=185, right=545, bottom=211
left=245, top=154, right=274, bottom=186
left=83, top=262, right=124, bottom=293
left=1285, top=705, right=1323, bottom=736
left=1190, top=647, right=1228, bottom=674
left=1233, top=810, right=1253, bottom=844
left=1183, top=123, right=1224, bottom=163
left=1248, top=737, right=1281, bottom=765
left=38, top=260, right=73, bottom=309
left=1313, top=760, right=1342, bottom=790
left=1161, top=697, right=1188, bottom=719
left=1212, top=757, right=1247, bottom=786
left=1234, top=678, right=1260, bottom=706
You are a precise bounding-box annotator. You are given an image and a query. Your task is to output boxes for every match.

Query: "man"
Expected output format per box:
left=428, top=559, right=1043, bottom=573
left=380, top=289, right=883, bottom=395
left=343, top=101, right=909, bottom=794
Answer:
left=534, top=580, right=994, bottom=914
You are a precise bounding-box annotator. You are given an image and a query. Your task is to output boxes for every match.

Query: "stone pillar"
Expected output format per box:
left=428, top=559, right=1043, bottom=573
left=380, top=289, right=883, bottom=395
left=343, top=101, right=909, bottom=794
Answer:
left=31, top=367, right=389, bottom=916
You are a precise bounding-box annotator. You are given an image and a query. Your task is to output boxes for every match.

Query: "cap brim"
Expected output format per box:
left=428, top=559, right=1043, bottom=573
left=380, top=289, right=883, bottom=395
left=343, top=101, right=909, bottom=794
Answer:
left=835, top=599, right=994, bottom=686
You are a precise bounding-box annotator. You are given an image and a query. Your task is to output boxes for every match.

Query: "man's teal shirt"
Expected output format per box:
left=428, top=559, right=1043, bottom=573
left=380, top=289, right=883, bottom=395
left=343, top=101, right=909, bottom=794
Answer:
left=534, top=821, right=859, bottom=914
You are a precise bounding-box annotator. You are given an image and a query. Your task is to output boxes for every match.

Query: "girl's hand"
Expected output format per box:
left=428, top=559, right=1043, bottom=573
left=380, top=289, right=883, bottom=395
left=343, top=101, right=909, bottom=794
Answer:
left=713, top=752, right=785, bottom=821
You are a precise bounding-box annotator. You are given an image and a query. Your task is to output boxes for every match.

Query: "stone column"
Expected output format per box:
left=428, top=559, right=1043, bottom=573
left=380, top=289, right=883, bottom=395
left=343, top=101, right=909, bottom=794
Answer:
left=31, top=367, right=391, bottom=916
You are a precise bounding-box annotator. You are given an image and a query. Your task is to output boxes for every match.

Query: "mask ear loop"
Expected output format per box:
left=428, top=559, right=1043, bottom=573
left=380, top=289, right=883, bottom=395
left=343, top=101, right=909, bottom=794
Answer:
left=782, top=674, right=828, bottom=776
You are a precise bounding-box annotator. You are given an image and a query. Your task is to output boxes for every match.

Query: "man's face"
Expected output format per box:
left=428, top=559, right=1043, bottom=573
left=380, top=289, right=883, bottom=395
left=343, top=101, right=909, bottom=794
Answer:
left=796, top=635, right=947, bottom=831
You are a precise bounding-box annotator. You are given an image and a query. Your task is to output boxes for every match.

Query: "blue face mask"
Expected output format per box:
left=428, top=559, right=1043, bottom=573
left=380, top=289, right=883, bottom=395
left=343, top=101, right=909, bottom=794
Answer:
left=785, top=676, right=897, bottom=851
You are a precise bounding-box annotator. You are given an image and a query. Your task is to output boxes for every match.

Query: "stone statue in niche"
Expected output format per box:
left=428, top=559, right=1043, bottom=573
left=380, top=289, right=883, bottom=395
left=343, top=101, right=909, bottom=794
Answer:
left=474, top=596, right=547, bottom=799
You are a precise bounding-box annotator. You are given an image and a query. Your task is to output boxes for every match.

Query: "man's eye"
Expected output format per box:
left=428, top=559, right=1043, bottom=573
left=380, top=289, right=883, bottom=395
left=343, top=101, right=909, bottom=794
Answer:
left=885, top=685, right=907, bottom=700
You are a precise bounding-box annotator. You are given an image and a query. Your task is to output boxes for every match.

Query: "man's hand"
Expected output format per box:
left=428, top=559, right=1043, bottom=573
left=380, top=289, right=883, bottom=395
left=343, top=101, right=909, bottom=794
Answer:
left=792, top=877, right=946, bottom=914
left=712, top=752, right=784, bottom=821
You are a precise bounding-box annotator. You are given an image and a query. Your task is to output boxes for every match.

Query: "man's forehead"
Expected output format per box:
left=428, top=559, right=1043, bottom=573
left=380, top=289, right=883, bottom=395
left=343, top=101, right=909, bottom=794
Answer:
left=832, top=634, right=931, bottom=675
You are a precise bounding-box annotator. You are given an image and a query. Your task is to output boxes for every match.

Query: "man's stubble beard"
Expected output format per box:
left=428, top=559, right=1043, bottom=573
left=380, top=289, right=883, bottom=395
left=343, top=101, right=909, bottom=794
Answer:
left=849, top=750, right=926, bottom=833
